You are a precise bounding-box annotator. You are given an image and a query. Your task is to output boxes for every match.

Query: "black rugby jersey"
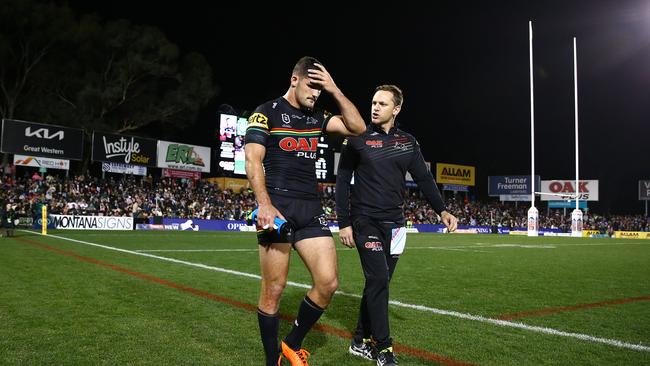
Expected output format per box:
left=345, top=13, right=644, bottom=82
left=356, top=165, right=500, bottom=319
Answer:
left=245, top=97, right=331, bottom=199
left=336, top=123, right=446, bottom=227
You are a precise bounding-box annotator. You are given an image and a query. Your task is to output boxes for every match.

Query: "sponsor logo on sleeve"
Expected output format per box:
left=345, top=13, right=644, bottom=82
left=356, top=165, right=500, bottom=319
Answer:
left=248, top=112, right=269, bottom=129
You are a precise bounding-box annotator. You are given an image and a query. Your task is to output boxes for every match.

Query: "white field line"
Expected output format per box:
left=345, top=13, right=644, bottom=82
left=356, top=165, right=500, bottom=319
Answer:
left=135, top=249, right=259, bottom=252
left=19, top=230, right=650, bottom=353
left=472, top=241, right=650, bottom=247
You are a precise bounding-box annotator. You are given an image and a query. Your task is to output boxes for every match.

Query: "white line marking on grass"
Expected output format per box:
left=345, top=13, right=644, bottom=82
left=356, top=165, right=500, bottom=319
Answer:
left=409, top=247, right=490, bottom=253
left=473, top=241, right=649, bottom=247
left=135, top=249, right=259, bottom=252
left=492, top=244, right=556, bottom=249
left=20, top=230, right=650, bottom=353
left=390, top=301, right=650, bottom=352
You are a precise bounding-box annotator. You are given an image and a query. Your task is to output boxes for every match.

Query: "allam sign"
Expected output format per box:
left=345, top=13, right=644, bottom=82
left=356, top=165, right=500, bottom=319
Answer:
left=91, top=132, right=157, bottom=166
left=1, top=119, right=84, bottom=160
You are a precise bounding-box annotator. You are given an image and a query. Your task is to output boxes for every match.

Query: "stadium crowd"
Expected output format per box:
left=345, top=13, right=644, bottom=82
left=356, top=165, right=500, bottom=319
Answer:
left=2, top=173, right=648, bottom=233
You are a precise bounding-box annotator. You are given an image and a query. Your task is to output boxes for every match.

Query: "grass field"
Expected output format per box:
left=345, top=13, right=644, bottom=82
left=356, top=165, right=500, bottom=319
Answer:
left=1, top=229, right=649, bottom=365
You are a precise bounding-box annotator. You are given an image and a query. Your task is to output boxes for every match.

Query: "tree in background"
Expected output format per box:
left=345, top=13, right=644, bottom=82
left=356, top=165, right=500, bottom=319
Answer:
left=0, top=0, right=76, bottom=120
left=0, top=0, right=216, bottom=171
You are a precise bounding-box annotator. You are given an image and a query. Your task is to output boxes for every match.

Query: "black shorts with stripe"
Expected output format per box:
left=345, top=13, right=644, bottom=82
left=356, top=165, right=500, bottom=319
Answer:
left=256, top=193, right=332, bottom=246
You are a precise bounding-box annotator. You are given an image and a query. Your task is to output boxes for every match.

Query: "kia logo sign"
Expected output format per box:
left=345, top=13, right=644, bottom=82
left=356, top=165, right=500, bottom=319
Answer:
left=25, top=127, right=64, bottom=140
left=1, top=119, right=83, bottom=160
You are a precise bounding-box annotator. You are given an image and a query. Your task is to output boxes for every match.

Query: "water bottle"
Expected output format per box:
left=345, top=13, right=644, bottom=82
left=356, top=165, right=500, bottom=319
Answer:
left=247, top=208, right=291, bottom=237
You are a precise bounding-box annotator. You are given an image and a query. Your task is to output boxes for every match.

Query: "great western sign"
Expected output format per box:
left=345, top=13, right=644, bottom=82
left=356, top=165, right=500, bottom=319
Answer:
left=91, top=132, right=157, bottom=166
left=1, top=119, right=83, bottom=160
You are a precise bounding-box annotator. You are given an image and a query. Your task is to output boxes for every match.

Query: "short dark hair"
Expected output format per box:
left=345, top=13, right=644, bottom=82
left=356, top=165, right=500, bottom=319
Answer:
left=293, top=56, right=322, bottom=77
left=375, top=84, right=403, bottom=107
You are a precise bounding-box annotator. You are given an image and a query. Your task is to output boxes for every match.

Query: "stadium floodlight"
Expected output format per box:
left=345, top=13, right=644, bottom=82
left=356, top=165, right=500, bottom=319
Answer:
left=527, top=21, right=539, bottom=237
left=570, top=37, right=584, bottom=237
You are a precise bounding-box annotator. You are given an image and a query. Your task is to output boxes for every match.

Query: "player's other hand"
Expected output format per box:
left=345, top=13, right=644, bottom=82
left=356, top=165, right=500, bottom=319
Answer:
left=307, top=63, right=339, bottom=95
left=338, top=226, right=355, bottom=248
left=257, top=203, right=285, bottom=230
left=441, top=211, right=458, bottom=233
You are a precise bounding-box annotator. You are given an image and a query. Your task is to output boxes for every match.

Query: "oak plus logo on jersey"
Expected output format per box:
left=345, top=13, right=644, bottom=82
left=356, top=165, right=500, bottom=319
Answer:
left=365, top=140, right=383, bottom=148
left=279, top=137, right=319, bottom=159
left=25, top=127, right=64, bottom=140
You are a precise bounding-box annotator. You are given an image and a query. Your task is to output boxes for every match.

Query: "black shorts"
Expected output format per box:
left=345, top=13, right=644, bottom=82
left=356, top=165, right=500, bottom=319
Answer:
left=256, top=193, right=332, bottom=246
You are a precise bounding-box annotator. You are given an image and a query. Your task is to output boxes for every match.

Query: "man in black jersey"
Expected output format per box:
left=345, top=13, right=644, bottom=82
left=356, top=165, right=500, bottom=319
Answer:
left=245, top=56, right=365, bottom=366
left=335, top=85, right=458, bottom=366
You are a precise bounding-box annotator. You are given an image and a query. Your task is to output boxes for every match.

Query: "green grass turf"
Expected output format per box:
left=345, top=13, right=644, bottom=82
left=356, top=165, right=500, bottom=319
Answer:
left=0, top=230, right=648, bottom=365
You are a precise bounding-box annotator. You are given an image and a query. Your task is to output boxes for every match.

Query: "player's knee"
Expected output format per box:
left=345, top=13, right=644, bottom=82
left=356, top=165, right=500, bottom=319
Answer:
left=262, top=279, right=287, bottom=300
left=316, top=276, right=338, bottom=297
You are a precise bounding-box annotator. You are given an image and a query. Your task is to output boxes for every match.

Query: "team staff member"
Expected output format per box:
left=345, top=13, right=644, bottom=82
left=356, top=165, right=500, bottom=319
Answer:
left=245, top=56, right=365, bottom=366
left=336, top=85, right=458, bottom=366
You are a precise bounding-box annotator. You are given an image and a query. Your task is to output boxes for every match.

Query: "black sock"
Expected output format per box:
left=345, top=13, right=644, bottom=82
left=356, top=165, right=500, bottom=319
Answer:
left=258, top=308, right=280, bottom=366
left=283, top=296, right=324, bottom=350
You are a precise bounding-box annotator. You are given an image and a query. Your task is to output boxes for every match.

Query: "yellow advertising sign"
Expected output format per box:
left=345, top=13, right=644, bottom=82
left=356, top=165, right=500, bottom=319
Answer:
left=614, top=231, right=650, bottom=239
left=582, top=230, right=601, bottom=237
left=436, top=163, right=475, bottom=186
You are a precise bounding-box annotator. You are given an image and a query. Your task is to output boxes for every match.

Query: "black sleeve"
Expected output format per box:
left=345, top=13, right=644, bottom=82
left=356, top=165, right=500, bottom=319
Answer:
left=321, top=110, right=333, bottom=134
left=335, top=138, right=358, bottom=228
left=245, top=106, right=270, bottom=146
left=407, top=139, right=447, bottom=215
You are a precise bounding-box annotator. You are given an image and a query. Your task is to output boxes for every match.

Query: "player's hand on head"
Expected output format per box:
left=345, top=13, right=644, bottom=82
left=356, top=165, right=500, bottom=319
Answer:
left=257, top=203, right=285, bottom=230
left=338, top=226, right=355, bottom=248
left=307, top=63, right=339, bottom=94
left=441, top=211, right=458, bottom=233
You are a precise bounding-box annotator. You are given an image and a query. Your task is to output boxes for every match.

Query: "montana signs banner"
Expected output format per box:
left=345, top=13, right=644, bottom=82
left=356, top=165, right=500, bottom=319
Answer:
left=1, top=119, right=83, bottom=160
left=48, top=215, right=133, bottom=230
left=14, top=154, right=70, bottom=170
left=92, top=132, right=157, bottom=166
left=157, top=140, right=211, bottom=173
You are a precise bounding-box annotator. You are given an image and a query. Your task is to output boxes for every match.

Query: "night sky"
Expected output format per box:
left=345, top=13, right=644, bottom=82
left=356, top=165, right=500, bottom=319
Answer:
left=66, top=0, right=650, bottom=214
